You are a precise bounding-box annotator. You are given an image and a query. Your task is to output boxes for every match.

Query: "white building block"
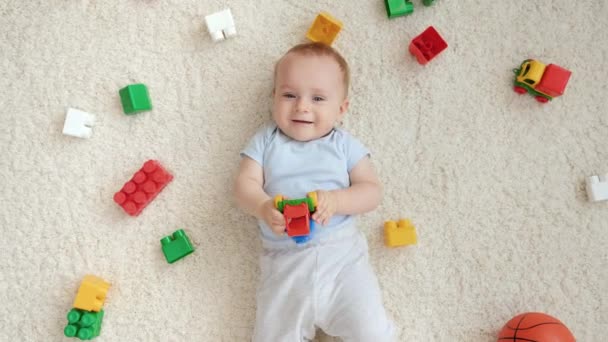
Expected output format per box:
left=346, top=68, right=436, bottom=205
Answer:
left=62, top=108, right=95, bottom=139
left=586, top=174, right=608, bottom=202
left=205, top=8, right=236, bottom=42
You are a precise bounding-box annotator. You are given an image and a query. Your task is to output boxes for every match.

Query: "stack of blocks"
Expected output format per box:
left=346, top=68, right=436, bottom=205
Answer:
left=64, top=275, right=110, bottom=340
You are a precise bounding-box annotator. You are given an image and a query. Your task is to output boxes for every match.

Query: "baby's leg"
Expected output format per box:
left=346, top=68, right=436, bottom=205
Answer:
left=316, top=233, right=395, bottom=342
left=253, top=247, right=317, bottom=342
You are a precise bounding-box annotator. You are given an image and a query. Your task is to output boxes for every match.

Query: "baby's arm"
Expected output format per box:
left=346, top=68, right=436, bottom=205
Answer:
left=234, top=157, right=285, bottom=234
left=312, top=156, right=382, bottom=224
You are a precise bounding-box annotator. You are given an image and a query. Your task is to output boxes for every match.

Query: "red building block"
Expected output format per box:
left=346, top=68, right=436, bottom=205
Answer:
left=536, top=64, right=572, bottom=98
left=283, top=203, right=311, bottom=237
left=409, top=26, right=448, bottom=65
left=113, top=160, right=173, bottom=216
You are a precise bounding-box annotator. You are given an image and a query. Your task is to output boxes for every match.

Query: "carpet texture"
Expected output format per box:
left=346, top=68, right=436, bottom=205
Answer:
left=1, top=0, right=606, bottom=341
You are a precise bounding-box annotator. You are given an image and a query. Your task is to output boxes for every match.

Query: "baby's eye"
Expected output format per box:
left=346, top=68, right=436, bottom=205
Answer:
left=313, top=96, right=325, bottom=102
left=283, top=93, right=296, bottom=99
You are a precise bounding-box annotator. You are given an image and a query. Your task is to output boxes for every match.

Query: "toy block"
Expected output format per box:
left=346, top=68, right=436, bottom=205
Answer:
left=274, top=192, right=318, bottom=244
left=384, top=219, right=417, bottom=247
left=64, top=308, right=104, bottom=340
left=292, top=220, right=315, bottom=244
left=119, top=83, right=152, bottom=115
left=205, top=8, right=236, bottom=42
left=161, top=229, right=195, bottom=264
left=385, top=0, right=414, bottom=18
left=409, top=26, right=448, bottom=65
left=63, top=108, right=95, bottom=139
left=73, top=275, right=111, bottom=312
left=536, top=64, right=572, bottom=98
left=306, top=12, right=343, bottom=46
left=422, top=0, right=435, bottom=6
left=113, top=160, right=173, bottom=216
left=586, top=174, right=608, bottom=202
left=284, top=203, right=311, bottom=237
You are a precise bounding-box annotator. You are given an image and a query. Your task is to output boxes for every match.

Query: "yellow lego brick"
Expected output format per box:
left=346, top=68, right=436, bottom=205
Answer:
left=384, top=219, right=417, bottom=247
left=73, top=275, right=111, bottom=312
left=306, top=12, right=343, bottom=46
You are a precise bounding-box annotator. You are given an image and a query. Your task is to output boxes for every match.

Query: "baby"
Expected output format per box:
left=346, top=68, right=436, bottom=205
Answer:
left=234, top=42, right=395, bottom=341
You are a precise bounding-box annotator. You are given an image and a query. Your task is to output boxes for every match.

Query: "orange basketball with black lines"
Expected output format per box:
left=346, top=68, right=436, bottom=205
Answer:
left=498, top=312, right=575, bottom=342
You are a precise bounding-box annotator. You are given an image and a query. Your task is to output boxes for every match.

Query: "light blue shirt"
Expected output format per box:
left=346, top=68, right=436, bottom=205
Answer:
left=241, top=122, right=370, bottom=242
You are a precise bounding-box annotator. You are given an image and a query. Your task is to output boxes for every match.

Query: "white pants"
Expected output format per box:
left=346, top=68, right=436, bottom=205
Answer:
left=253, top=224, right=395, bottom=342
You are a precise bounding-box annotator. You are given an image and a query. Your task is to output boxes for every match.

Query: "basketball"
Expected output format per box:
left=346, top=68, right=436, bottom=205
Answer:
left=498, top=312, right=575, bottom=341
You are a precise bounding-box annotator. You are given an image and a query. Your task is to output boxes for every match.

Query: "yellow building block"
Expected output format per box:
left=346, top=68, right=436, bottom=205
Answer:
left=73, top=275, right=111, bottom=312
left=306, top=12, right=343, bottom=46
left=384, top=219, right=417, bottom=247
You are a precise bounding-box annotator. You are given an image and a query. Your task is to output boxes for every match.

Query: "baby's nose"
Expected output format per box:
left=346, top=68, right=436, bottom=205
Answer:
left=296, top=98, right=310, bottom=112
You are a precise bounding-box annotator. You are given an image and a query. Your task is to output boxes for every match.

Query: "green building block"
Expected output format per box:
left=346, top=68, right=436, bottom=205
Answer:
left=119, top=83, right=152, bottom=115
left=64, top=308, right=104, bottom=340
left=422, top=0, right=435, bottom=6
left=161, top=229, right=195, bottom=264
left=276, top=197, right=315, bottom=213
left=385, top=0, right=414, bottom=18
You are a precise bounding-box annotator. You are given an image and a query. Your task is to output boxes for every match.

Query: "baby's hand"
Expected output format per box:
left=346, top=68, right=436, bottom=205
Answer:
left=312, top=190, right=338, bottom=226
left=257, top=199, right=286, bottom=236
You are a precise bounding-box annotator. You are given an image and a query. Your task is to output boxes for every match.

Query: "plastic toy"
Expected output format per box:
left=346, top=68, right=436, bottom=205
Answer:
left=512, top=59, right=571, bottom=103
left=306, top=12, right=343, bottom=46
left=63, top=108, right=95, bottom=139
left=205, top=8, right=236, bottom=42
left=385, top=0, right=414, bottom=18
left=113, top=160, right=173, bottom=216
left=119, top=83, right=152, bottom=115
left=422, top=0, right=435, bottom=5
left=161, top=229, right=195, bottom=264
left=586, top=173, right=608, bottom=202
left=274, top=192, right=318, bottom=244
left=409, top=26, right=447, bottom=65
left=498, top=312, right=575, bottom=341
left=64, top=308, right=104, bottom=340
left=73, top=275, right=111, bottom=313
left=384, top=219, right=417, bottom=247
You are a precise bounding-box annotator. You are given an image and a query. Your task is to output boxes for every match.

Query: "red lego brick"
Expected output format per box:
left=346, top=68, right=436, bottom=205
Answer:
left=283, top=203, right=311, bottom=237
left=536, top=64, right=571, bottom=98
left=409, top=26, right=448, bottom=65
left=113, top=160, right=173, bottom=216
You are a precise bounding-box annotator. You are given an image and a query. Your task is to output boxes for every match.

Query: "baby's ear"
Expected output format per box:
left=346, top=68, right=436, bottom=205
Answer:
left=339, top=98, right=349, bottom=117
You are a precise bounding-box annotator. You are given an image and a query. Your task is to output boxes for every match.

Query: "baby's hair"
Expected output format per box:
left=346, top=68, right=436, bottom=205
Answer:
left=274, top=42, right=350, bottom=97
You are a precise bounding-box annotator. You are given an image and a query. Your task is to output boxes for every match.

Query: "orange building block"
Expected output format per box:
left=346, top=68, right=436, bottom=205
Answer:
left=384, top=219, right=417, bottom=247
left=73, top=275, right=111, bottom=312
left=306, top=12, right=343, bottom=46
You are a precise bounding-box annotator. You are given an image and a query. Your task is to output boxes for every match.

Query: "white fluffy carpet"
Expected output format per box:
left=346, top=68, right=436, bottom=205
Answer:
left=1, top=0, right=606, bottom=341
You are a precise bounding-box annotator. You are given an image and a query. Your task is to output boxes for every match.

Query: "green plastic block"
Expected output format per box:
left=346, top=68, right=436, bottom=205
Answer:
left=64, top=308, right=104, bottom=340
left=276, top=197, right=315, bottom=213
left=422, top=0, right=435, bottom=6
left=119, top=83, right=152, bottom=115
left=161, top=229, right=195, bottom=264
left=385, top=0, right=414, bottom=18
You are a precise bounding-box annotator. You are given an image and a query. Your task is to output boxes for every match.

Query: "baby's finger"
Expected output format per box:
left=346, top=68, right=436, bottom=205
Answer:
left=316, top=212, right=328, bottom=225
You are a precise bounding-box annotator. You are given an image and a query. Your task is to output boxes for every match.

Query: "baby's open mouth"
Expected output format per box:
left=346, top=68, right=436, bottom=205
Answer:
left=292, top=120, right=313, bottom=124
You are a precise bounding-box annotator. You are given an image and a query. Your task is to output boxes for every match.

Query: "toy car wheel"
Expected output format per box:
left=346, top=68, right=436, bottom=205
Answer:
left=535, top=96, right=549, bottom=103
left=307, top=191, right=318, bottom=209
left=513, top=86, right=527, bottom=94
left=273, top=195, right=284, bottom=209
